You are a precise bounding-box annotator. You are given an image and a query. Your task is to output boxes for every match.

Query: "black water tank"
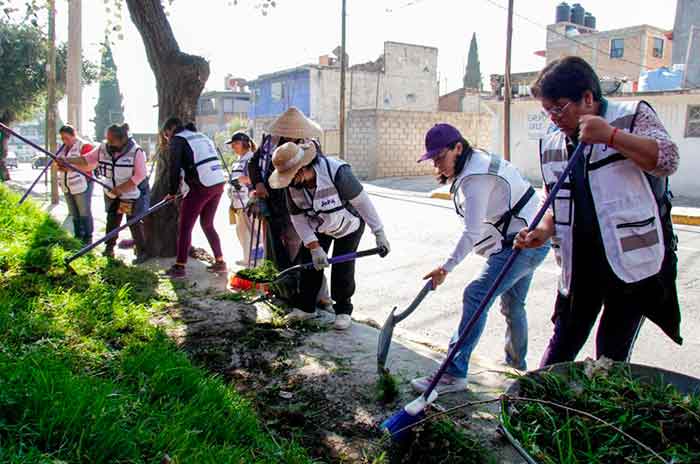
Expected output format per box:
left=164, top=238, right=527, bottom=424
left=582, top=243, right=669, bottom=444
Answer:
left=555, top=2, right=571, bottom=23
left=570, top=3, right=585, bottom=25
left=584, top=12, right=596, bottom=29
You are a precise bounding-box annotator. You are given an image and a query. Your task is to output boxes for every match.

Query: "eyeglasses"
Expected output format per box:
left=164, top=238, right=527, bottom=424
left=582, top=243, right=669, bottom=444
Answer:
left=542, top=101, right=573, bottom=119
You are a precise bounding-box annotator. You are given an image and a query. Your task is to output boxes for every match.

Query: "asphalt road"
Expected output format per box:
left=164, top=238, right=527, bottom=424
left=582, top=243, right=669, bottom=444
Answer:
left=9, top=162, right=700, bottom=379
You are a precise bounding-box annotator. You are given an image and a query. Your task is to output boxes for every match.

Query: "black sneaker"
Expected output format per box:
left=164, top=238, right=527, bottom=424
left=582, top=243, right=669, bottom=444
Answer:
left=103, top=246, right=115, bottom=258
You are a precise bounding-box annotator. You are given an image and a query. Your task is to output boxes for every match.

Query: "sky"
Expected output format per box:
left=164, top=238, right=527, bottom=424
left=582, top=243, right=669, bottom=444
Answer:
left=44, top=0, right=679, bottom=135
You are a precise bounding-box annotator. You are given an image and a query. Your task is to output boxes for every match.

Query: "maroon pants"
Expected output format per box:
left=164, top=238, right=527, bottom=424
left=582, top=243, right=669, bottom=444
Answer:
left=176, top=183, right=224, bottom=264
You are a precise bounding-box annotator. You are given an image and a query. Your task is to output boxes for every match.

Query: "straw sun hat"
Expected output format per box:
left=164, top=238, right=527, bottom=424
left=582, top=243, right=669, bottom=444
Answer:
left=267, top=107, right=323, bottom=140
left=268, top=142, right=317, bottom=189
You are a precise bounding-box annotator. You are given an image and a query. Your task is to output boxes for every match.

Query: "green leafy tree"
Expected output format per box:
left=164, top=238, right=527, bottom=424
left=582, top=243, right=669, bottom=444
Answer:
left=0, top=19, right=97, bottom=124
left=92, top=40, right=124, bottom=141
left=463, top=33, right=482, bottom=91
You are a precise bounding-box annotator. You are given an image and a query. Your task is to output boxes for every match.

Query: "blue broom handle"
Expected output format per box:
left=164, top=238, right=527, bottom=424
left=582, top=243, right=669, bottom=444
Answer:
left=422, top=142, right=588, bottom=400
left=65, top=195, right=179, bottom=264
left=18, top=145, right=63, bottom=205
left=0, top=122, right=114, bottom=192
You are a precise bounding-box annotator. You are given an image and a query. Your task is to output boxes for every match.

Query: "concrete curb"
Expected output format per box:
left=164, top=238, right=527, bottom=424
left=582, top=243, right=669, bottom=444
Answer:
left=430, top=191, right=700, bottom=226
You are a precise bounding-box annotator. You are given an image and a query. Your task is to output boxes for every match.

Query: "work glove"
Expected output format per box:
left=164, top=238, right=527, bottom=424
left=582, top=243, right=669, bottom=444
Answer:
left=375, top=230, right=391, bottom=257
left=310, top=246, right=329, bottom=271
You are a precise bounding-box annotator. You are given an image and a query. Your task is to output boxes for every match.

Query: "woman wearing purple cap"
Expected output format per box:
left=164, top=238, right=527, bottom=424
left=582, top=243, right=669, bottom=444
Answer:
left=411, top=123, right=550, bottom=394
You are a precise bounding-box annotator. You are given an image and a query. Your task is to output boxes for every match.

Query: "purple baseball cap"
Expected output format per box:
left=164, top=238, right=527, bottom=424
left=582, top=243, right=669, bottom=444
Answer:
left=417, top=123, right=462, bottom=162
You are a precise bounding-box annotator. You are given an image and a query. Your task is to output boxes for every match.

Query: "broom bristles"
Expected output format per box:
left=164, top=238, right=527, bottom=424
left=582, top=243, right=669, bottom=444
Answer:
left=380, top=408, right=426, bottom=441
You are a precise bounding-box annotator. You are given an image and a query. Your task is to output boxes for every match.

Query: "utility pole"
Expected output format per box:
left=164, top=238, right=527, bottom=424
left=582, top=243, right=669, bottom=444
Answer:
left=47, top=0, right=59, bottom=204
left=67, top=0, right=83, bottom=132
left=338, top=0, right=347, bottom=159
left=503, top=0, right=514, bottom=161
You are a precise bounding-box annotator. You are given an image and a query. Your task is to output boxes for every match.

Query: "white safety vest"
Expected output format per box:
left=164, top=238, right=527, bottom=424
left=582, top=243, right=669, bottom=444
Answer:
left=57, top=138, right=91, bottom=195
left=97, top=140, right=142, bottom=200
left=451, top=150, right=539, bottom=257
left=229, top=151, right=252, bottom=209
left=540, top=100, right=665, bottom=296
left=174, top=129, right=225, bottom=187
left=288, top=156, right=361, bottom=239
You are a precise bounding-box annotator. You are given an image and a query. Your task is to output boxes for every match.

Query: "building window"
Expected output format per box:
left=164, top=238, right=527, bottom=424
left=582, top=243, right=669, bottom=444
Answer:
left=610, top=38, right=624, bottom=58
left=198, top=98, right=216, bottom=115
left=406, top=93, right=417, bottom=103
left=271, top=81, right=285, bottom=102
left=223, top=98, right=234, bottom=114
left=686, top=105, right=700, bottom=138
left=652, top=37, right=664, bottom=58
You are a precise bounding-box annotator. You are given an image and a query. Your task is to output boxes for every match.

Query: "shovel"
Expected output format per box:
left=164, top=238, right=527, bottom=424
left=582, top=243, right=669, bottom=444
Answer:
left=377, top=281, right=434, bottom=373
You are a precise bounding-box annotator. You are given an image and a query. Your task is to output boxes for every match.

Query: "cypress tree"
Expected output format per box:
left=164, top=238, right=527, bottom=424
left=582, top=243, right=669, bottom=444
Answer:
left=92, top=40, right=124, bottom=141
left=463, top=33, right=483, bottom=90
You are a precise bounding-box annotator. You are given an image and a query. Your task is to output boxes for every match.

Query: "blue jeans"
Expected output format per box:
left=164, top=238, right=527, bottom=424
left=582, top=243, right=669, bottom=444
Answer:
left=446, top=242, right=550, bottom=379
left=64, top=181, right=94, bottom=243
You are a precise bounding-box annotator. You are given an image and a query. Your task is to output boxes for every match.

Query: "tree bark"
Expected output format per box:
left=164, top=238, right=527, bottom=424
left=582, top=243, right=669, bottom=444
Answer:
left=124, top=0, right=210, bottom=257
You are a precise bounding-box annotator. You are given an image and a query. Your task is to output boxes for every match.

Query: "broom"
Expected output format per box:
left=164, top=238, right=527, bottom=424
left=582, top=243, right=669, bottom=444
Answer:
left=381, top=142, right=589, bottom=441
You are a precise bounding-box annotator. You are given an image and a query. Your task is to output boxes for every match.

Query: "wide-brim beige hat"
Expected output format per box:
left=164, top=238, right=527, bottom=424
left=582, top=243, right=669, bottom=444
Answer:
left=268, top=142, right=317, bottom=189
left=267, top=107, right=323, bottom=140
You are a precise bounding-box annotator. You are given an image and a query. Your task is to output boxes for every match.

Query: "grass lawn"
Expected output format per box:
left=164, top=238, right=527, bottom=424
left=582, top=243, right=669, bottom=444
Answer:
left=0, top=185, right=312, bottom=463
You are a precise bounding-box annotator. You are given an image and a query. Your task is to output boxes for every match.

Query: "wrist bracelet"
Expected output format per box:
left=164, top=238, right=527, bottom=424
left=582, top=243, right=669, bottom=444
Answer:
left=608, top=127, right=618, bottom=147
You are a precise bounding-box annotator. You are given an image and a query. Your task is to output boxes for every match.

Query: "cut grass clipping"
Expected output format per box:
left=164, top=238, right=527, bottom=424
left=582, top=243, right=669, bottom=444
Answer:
left=386, top=418, right=495, bottom=464
left=236, top=260, right=279, bottom=282
left=0, top=185, right=311, bottom=463
left=501, top=359, right=700, bottom=464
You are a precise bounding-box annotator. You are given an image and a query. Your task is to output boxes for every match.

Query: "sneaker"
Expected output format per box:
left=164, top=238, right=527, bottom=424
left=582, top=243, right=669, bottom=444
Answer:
left=103, top=246, right=115, bottom=258
left=165, top=264, right=186, bottom=279
left=207, top=261, right=228, bottom=273
left=132, top=254, right=151, bottom=265
left=333, top=314, right=352, bottom=331
left=284, top=308, right=317, bottom=323
left=235, top=259, right=249, bottom=267
left=410, top=373, right=468, bottom=395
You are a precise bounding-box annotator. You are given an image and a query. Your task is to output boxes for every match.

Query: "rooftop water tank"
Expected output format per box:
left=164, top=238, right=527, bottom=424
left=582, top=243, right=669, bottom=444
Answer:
left=584, top=12, right=596, bottom=29
left=571, top=3, right=585, bottom=25
left=556, top=2, right=571, bottom=23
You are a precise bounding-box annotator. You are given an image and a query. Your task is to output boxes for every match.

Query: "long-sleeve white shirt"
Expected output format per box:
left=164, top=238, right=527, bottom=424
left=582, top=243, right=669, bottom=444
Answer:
left=442, top=175, right=513, bottom=272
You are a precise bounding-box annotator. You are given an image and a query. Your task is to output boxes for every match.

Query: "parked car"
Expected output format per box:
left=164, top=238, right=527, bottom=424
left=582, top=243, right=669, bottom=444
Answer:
left=5, top=152, right=18, bottom=169
left=32, top=156, right=49, bottom=169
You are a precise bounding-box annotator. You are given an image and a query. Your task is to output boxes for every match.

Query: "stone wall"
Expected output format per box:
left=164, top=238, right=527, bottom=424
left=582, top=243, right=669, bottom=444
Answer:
left=346, top=109, right=492, bottom=180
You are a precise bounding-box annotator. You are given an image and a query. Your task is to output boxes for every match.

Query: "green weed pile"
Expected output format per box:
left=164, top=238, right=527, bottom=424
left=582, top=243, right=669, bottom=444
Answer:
left=0, top=185, right=311, bottom=463
left=502, top=361, right=700, bottom=463
left=236, top=260, right=279, bottom=283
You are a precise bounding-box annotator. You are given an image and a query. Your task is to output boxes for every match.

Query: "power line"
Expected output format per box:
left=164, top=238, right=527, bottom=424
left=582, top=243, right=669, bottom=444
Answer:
left=482, top=0, right=700, bottom=91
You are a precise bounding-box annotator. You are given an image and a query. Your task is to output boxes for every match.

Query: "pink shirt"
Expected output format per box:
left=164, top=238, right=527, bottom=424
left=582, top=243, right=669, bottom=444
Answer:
left=83, top=144, right=147, bottom=186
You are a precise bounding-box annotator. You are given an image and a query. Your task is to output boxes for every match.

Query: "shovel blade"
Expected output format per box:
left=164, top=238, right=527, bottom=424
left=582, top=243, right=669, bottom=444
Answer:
left=377, top=307, right=398, bottom=372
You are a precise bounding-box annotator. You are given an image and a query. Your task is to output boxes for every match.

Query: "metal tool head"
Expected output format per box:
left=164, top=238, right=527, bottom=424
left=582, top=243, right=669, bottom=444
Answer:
left=376, top=281, right=434, bottom=373
left=377, top=306, right=398, bottom=372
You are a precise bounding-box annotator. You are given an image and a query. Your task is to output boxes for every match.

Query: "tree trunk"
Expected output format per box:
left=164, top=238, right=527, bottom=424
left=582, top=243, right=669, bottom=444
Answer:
left=125, top=0, right=210, bottom=257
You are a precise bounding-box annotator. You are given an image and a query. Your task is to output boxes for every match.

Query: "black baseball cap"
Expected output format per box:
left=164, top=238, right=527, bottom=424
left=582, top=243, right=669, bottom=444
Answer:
left=225, top=132, right=251, bottom=144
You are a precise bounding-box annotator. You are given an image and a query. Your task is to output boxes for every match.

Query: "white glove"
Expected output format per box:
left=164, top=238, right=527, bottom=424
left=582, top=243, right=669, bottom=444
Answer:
left=375, top=230, right=391, bottom=257
left=310, top=246, right=329, bottom=271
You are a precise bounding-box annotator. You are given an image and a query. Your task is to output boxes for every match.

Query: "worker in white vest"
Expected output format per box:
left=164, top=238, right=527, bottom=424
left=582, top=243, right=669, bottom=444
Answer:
left=225, top=131, right=259, bottom=266
left=410, top=124, right=550, bottom=395
left=65, top=123, right=150, bottom=263
left=162, top=118, right=227, bottom=279
left=56, top=125, right=95, bottom=244
left=516, top=56, right=682, bottom=366
left=268, top=141, right=391, bottom=331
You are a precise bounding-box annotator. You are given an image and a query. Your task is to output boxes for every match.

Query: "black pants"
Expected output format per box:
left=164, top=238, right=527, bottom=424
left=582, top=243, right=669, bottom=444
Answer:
left=104, top=195, right=148, bottom=256
left=294, top=222, right=365, bottom=315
